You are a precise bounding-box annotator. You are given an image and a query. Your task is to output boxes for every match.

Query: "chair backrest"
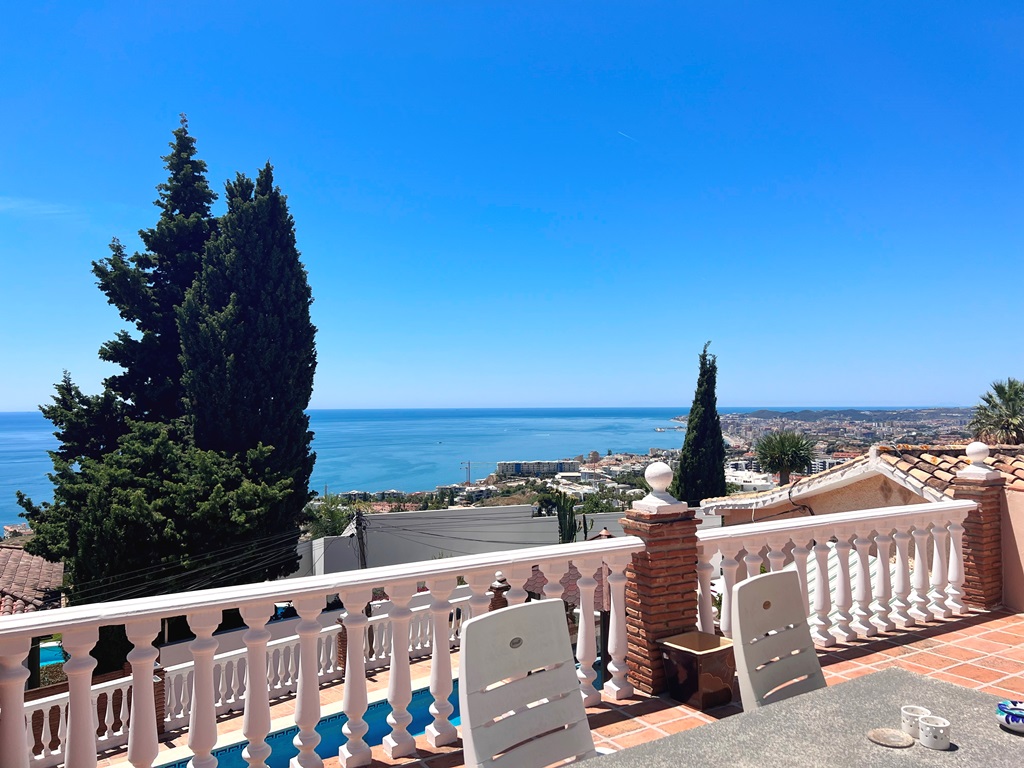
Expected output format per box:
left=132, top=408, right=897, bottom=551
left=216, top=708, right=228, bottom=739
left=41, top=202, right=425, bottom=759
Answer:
left=731, top=570, right=826, bottom=711
left=458, top=599, right=596, bottom=768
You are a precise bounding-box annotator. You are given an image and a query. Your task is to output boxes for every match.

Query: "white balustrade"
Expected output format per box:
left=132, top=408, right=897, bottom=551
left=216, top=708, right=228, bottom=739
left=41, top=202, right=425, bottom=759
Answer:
left=697, top=500, right=975, bottom=645
left=3, top=537, right=643, bottom=768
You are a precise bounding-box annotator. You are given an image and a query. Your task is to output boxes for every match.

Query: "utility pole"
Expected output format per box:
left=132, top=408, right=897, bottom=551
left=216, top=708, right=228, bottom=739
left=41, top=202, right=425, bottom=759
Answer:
left=461, top=460, right=472, bottom=485
left=355, top=506, right=368, bottom=570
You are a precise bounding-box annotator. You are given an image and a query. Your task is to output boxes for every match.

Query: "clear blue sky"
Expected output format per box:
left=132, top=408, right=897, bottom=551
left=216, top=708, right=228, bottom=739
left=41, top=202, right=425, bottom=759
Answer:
left=1, top=2, right=1021, bottom=412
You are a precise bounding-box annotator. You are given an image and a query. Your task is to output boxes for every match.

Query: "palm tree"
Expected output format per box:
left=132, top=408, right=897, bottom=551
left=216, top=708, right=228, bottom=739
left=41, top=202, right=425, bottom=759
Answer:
left=970, top=378, right=1024, bottom=445
left=754, top=431, right=815, bottom=486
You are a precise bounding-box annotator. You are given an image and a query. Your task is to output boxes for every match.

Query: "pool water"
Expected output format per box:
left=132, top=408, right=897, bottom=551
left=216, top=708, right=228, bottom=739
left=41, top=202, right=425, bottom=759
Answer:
left=158, top=684, right=461, bottom=768
left=39, top=644, right=66, bottom=667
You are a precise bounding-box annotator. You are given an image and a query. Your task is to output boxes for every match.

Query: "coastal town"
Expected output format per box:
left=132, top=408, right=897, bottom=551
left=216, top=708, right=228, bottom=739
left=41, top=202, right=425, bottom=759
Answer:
left=318, top=407, right=978, bottom=513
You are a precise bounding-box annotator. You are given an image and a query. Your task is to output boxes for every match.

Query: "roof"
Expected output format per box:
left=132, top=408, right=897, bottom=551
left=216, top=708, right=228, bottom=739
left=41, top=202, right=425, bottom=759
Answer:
left=0, top=546, right=64, bottom=616
left=700, top=444, right=1024, bottom=512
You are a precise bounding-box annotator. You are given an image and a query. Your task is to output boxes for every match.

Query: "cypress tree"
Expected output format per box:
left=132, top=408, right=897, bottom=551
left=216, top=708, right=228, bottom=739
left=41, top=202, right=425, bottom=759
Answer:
left=671, top=342, right=727, bottom=506
left=178, top=163, right=317, bottom=577
left=93, top=114, right=217, bottom=424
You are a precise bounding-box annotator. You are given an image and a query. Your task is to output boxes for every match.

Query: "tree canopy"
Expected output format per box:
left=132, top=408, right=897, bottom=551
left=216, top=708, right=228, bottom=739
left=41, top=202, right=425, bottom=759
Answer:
left=20, top=121, right=317, bottom=623
left=754, top=430, right=815, bottom=486
left=970, top=378, right=1024, bottom=445
left=670, top=342, right=727, bottom=505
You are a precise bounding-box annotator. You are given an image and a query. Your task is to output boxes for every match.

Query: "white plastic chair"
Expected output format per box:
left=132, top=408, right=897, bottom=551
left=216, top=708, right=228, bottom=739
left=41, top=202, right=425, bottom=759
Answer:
left=458, top=599, right=597, bottom=767
left=731, top=570, right=826, bottom=711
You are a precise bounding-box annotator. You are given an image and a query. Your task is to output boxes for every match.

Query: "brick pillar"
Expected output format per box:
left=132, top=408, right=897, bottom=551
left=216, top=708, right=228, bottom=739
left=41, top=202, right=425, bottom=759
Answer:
left=952, top=443, right=1005, bottom=610
left=620, top=462, right=699, bottom=695
left=488, top=574, right=511, bottom=611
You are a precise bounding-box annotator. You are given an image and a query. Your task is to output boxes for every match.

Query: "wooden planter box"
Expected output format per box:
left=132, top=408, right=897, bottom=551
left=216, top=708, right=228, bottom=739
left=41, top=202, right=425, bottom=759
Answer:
left=657, top=631, right=735, bottom=710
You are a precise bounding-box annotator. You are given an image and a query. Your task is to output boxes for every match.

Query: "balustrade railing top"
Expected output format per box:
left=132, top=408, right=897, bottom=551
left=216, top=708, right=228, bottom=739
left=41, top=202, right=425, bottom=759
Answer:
left=0, top=536, right=644, bottom=642
left=696, top=499, right=975, bottom=544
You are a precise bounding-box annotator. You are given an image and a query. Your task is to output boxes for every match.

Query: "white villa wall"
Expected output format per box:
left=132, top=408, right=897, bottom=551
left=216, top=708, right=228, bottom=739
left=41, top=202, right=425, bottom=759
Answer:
left=304, top=504, right=627, bottom=575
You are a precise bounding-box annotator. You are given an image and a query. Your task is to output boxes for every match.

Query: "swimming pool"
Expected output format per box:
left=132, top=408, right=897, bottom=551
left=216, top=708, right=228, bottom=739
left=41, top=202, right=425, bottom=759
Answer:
left=39, top=644, right=66, bottom=667
left=157, top=683, right=461, bottom=768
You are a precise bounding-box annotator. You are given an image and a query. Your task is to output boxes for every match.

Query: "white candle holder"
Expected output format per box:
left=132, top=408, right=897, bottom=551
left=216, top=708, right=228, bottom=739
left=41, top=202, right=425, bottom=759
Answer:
left=919, top=715, right=951, bottom=750
left=900, top=705, right=931, bottom=739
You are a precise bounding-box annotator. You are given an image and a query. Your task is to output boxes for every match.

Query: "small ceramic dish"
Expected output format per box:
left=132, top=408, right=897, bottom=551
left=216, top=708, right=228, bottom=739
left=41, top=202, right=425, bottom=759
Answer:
left=996, top=700, right=1024, bottom=734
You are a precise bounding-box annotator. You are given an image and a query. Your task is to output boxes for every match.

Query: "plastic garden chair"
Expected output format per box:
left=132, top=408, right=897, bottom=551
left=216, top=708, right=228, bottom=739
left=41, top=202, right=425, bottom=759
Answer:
left=731, top=570, right=826, bottom=711
left=458, top=599, right=597, bottom=767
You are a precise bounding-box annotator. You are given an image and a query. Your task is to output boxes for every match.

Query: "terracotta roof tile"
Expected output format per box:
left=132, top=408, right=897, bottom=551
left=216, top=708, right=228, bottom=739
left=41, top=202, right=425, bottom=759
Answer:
left=0, top=546, right=63, bottom=615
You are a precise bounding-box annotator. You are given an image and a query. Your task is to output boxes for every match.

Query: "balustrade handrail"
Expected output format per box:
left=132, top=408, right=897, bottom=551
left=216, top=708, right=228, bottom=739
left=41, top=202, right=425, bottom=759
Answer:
left=697, top=499, right=974, bottom=544
left=0, top=536, right=644, bottom=641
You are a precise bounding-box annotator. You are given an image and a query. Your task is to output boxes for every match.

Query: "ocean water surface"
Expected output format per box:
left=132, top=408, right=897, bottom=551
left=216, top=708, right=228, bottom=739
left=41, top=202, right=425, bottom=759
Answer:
left=0, top=407, right=695, bottom=530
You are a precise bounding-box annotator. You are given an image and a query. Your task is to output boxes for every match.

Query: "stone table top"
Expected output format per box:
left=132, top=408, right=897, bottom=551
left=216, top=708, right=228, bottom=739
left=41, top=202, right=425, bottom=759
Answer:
left=591, top=668, right=1023, bottom=767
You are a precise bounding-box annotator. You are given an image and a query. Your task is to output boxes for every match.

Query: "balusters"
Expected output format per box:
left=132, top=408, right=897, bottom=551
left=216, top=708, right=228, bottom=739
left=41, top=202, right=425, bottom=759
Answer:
left=810, top=540, right=835, bottom=646
left=236, top=657, right=248, bottom=704
left=240, top=602, right=273, bottom=768
left=382, top=583, right=416, bottom=759
left=766, top=540, right=787, bottom=573
left=0, top=636, right=31, bottom=767
left=269, top=646, right=282, bottom=692
left=504, top=562, right=530, bottom=605
left=892, top=530, right=914, bottom=626
left=743, top=546, right=763, bottom=579
left=871, top=531, right=896, bottom=634
left=292, top=595, right=325, bottom=767
left=424, top=576, right=458, bottom=747
left=186, top=609, right=221, bottom=768
left=63, top=626, right=100, bottom=768
left=792, top=539, right=812, bottom=616
left=719, top=551, right=741, bottom=638
left=339, top=586, right=372, bottom=767
left=909, top=524, right=933, bottom=623
left=946, top=519, right=966, bottom=615
left=464, top=569, right=493, bottom=621
left=125, top=618, right=161, bottom=768
left=851, top=534, right=877, bottom=637
left=603, top=554, right=633, bottom=700
left=99, top=691, right=114, bottom=741
left=696, top=547, right=715, bottom=634
left=574, top=556, right=601, bottom=706
left=929, top=524, right=952, bottom=619
left=832, top=536, right=856, bottom=642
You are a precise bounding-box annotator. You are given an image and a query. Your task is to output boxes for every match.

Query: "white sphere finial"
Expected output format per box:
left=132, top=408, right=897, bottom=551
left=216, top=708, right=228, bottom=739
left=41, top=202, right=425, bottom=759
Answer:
left=645, top=461, right=674, bottom=494
left=966, top=441, right=990, bottom=465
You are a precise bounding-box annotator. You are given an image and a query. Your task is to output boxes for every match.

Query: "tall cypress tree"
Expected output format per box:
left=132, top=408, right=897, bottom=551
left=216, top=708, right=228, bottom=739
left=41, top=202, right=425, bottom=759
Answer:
left=671, top=342, right=727, bottom=506
left=178, top=163, right=317, bottom=576
left=93, top=114, right=217, bottom=424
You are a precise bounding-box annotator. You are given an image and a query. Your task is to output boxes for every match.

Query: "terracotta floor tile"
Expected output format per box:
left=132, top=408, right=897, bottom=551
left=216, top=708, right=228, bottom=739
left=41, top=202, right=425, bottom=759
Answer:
left=975, top=655, right=1024, bottom=674
left=594, top=715, right=647, bottom=738
left=930, top=671, right=984, bottom=689
left=979, top=683, right=1024, bottom=699
left=934, top=642, right=986, bottom=661
left=657, top=716, right=707, bottom=734
left=945, top=663, right=1009, bottom=684
left=902, top=650, right=958, bottom=671
left=981, top=630, right=1024, bottom=646
left=634, top=705, right=689, bottom=725
left=613, top=727, right=666, bottom=748
left=1001, top=646, right=1024, bottom=663
left=838, top=666, right=879, bottom=681
left=962, top=637, right=1017, bottom=654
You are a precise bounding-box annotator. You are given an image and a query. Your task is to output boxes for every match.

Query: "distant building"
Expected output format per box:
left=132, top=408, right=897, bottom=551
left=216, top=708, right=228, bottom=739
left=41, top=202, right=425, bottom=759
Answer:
left=495, top=460, right=580, bottom=478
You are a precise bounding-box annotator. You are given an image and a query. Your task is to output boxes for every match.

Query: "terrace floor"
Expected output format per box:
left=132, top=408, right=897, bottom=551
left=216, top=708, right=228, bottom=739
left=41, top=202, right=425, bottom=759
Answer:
left=104, top=608, right=1024, bottom=768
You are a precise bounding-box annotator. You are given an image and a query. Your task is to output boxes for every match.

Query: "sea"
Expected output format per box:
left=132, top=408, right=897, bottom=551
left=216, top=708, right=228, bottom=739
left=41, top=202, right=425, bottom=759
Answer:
left=1, top=407, right=701, bottom=530
left=0, top=405, right=870, bottom=531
